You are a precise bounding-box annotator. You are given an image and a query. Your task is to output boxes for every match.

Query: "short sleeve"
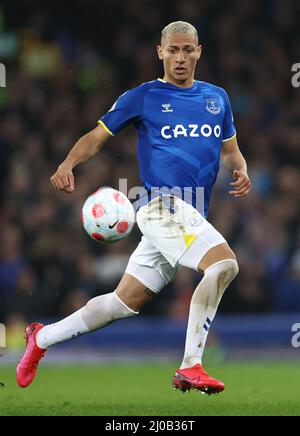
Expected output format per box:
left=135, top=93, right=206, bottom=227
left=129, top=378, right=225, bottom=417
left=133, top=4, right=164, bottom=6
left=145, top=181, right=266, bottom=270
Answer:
left=98, top=87, right=144, bottom=136
left=222, top=90, right=237, bottom=142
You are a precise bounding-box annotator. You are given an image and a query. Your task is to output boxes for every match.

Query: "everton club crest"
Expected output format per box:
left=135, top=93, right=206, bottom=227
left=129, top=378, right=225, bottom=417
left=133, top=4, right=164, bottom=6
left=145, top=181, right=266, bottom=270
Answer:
left=205, top=98, right=221, bottom=115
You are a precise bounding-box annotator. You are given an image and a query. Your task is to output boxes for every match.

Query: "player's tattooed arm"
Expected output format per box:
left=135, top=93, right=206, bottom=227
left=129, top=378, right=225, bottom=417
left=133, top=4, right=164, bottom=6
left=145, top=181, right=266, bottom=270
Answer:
left=221, top=136, right=252, bottom=198
left=50, top=124, right=111, bottom=193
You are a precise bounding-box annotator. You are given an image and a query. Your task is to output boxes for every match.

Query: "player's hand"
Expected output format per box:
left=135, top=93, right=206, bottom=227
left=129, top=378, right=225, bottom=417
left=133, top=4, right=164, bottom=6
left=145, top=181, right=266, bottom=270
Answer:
left=229, top=170, right=251, bottom=198
left=50, top=163, right=75, bottom=194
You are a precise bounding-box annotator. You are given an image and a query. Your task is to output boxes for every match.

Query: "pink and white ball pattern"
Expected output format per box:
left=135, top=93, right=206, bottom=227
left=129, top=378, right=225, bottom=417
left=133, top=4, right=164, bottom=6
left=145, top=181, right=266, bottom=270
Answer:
left=82, top=187, right=135, bottom=243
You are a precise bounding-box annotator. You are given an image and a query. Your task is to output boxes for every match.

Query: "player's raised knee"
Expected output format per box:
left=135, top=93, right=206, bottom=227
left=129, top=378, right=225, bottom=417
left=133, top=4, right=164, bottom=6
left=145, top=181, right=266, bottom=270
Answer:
left=197, top=242, right=236, bottom=272
left=205, top=258, right=239, bottom=287
left=222, top=258, right=239, bottom=280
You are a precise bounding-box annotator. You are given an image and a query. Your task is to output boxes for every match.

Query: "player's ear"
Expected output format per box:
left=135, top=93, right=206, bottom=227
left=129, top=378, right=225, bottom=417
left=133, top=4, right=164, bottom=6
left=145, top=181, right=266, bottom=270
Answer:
left=157, top=45, right=164, bottom=60
left=196, top=45, right=203, bottom=60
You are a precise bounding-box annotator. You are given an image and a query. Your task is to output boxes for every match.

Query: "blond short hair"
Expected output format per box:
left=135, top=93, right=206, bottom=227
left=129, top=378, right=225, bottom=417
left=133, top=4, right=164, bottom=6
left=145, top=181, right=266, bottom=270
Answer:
left=161, top=21, right=199, bottom=44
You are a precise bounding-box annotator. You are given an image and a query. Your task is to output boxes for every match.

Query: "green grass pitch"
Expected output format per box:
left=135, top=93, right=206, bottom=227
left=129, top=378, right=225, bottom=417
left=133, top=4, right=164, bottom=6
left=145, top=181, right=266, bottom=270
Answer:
left=0, top=362, right=299, bottom=416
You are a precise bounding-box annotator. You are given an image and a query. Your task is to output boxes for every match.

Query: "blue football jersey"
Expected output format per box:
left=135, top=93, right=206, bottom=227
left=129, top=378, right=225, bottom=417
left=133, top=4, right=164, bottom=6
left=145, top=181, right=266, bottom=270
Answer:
left=99, top=79, right=236, bottom=218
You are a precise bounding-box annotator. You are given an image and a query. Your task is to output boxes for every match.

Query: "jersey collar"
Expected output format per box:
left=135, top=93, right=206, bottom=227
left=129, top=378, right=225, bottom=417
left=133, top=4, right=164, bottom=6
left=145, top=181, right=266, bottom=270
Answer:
left=157, top=78, right=198, bottom=91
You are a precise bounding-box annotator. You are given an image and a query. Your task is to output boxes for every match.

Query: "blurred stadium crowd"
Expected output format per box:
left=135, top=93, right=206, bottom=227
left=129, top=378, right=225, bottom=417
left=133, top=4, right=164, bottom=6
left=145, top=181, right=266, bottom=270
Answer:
left=0, top=0, right=300, bottom=326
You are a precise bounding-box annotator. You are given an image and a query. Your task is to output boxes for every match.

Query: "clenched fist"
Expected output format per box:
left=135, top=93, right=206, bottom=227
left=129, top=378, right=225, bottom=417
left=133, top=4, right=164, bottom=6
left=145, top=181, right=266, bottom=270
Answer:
left=50, top=163, right=75, bottom=193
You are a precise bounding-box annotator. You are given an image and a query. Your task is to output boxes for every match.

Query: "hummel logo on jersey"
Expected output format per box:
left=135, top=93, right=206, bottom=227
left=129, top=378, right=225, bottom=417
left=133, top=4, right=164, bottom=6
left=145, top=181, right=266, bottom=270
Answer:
left=162, top=104, right=173, bottom=113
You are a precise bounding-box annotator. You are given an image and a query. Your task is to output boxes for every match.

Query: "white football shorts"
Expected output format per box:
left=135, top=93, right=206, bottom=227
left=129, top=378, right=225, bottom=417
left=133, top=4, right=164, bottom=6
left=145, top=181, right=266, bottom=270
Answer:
left=125, top=195, right=226, bottom=293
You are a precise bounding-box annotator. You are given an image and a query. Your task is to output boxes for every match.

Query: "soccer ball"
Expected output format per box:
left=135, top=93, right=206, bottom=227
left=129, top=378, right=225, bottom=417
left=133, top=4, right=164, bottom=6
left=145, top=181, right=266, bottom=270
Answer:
left=82, top=187, right=135, bottom=243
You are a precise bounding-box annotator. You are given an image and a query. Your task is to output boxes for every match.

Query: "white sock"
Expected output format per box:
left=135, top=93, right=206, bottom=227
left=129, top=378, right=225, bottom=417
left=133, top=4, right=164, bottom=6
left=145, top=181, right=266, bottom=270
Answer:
left=36, top=291, right=138, bottom=349
left=180, top=259, right=239, bottom=369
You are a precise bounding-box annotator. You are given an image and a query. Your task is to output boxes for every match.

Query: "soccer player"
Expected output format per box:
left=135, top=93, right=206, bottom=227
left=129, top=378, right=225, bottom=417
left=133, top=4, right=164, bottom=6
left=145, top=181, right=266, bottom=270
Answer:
left=17, top=22, right=251, bottom=394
